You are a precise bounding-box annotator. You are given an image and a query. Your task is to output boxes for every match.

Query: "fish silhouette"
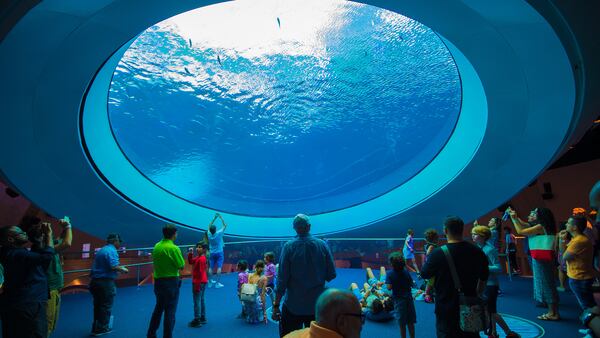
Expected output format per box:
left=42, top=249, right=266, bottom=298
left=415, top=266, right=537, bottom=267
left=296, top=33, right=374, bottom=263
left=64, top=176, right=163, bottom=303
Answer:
left=277, top=17, right=281, bottom=28
left=189, top=38, right=192, bottom=47
left=217, top=55, right=222, bottom=66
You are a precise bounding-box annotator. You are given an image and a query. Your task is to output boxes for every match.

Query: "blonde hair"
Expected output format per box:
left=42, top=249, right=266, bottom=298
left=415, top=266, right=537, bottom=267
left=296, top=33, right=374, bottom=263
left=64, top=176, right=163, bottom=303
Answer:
left=472, top=225, right=491, bottom=240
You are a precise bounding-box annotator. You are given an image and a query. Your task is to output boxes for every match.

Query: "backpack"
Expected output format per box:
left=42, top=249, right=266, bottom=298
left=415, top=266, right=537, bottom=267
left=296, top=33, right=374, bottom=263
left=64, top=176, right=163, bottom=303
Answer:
left=240, top=283, right=258, bottom=302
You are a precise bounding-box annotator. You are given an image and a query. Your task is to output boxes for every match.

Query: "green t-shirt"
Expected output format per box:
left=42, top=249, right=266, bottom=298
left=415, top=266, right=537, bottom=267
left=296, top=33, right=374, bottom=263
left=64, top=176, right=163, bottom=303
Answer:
left=152, top=239, right=185, bottom=278
left=47, top=254, right=64, bottom=290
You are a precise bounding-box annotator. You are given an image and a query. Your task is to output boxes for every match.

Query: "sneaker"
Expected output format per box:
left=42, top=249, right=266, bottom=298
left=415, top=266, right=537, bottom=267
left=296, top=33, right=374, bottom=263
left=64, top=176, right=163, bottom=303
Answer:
left=215, top=282, right=224, bottom=288
left=207, top=280, right=214, bottom=288
left=188, top=319, right=202, bottom=328
left=199, top=317, right=207, bottom=325
left=579, top=329, right=591, bottom=335
left=556, top=287, right=566, bottom=292
left=91, top=329, right=113, bottom=336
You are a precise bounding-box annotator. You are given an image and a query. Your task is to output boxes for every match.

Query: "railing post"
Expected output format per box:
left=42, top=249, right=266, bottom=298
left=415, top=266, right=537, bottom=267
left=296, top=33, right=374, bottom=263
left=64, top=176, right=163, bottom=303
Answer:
left=136, top=265, right=140, bottom=287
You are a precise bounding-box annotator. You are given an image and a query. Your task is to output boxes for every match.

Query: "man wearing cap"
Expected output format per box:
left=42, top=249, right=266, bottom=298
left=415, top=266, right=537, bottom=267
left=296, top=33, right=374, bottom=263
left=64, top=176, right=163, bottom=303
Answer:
left=272, top=214, right=337, bottom=337
left=89, top=233, right=129, bottom=336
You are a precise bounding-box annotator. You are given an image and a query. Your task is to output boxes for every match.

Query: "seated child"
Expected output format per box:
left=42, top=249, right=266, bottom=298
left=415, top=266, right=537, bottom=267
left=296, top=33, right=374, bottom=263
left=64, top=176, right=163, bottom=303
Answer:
left=236, top=260, right=249, bottom=319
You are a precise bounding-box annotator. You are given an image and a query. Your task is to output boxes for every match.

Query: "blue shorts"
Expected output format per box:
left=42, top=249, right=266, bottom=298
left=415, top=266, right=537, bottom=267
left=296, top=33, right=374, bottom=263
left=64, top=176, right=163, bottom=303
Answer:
left=394, top=296, right=416, bottom=326
left=368, top=274, right=386, bottom=288
left=209, top=252, right=224, bottom=269
left=352, top=288, right=364, bottom=300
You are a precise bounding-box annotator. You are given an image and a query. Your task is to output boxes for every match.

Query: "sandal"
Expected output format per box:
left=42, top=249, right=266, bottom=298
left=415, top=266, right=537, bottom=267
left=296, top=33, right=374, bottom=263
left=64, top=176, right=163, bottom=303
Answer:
left=537, top=313, right=560, bottom=321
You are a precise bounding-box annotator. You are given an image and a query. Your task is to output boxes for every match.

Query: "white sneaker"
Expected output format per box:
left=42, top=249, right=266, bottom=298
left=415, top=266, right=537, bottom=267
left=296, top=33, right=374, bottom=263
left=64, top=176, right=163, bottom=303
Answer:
left=215, top=282, right=224, bottom=288
left=207, top=281, right=214, bottom=288
left=579, top=329, right=591, bottom=335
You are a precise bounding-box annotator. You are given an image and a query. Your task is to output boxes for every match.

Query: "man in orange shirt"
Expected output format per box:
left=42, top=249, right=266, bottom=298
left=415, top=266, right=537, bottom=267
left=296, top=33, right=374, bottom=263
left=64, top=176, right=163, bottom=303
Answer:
left=284, top=289, right=363, bottom=338
left=560, top=215, right=596, bottom=310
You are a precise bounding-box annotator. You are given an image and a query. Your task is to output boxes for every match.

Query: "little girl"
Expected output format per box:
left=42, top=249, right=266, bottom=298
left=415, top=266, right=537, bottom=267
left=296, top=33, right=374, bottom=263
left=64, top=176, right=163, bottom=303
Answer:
left=264, top=252, right=276, bottom=289
left=236, top=260, right=249, bottom=319
left=403, top=229, right=420, bottom=275
left=386, top=252, right=416, bottom=338
left=423, top=229, right=439, bottom=303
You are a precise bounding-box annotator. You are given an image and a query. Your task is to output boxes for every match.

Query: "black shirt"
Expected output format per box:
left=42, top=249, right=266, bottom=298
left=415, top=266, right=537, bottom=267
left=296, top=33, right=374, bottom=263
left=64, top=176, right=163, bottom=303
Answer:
left=420, top=241, right=489, bottom=314
left=385, top=269, right=413, bottom=298
left=0, top=246, right=55, bottom=305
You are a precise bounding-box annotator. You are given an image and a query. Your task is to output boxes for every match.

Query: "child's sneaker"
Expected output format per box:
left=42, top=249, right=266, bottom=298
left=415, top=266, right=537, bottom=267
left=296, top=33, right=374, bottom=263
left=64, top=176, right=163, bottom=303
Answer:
left=199, top=317, right=207, bottom=325
left=215, top=282, right=224, bottom=288
left=188, top=319, right=202, bottom=328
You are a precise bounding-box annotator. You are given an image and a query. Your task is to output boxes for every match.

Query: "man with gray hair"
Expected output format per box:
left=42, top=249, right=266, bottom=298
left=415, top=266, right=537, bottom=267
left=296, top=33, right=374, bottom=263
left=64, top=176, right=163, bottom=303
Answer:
left=273, top=214, right=337, bottom=337
left=284, top=288, right=364, bottom=338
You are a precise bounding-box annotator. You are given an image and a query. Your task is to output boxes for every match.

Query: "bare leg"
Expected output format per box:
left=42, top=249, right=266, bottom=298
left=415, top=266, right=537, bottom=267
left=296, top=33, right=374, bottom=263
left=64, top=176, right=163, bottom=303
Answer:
left=351, top=283, right=359, bottom=290
left=494, top=313, right=511, bottom=334
left=548, top=303, right=559, bottom=318
left=366, top=267, right=375, bottom=281
left=408, top=323, right=415, bottom=338
left=400, top=324, right=407, bottom=338
left=558, top=269, right=566, bottom=290
left=363, top=283, right=370, bottom=292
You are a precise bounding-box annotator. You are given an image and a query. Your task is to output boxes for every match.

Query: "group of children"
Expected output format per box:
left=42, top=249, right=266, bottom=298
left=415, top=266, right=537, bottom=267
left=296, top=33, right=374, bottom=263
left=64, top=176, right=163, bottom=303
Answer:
left=185, top=229, right=426, bottom=338
left=186, top=241, right=279, bottom=327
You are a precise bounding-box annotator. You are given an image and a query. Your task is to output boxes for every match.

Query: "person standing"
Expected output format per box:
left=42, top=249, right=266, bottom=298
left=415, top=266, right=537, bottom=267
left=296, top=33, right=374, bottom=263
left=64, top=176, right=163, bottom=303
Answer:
left=147, top=224, right=185, bottom=338
left=402, top=229, right=420, bottom=275
left=89, top=233, right=129, bottom=336
left=420, top=216, right=489, bottom=338
left=272, top=214, right=337, bottom=337
left=471, top=226, right=520, bottom=338
left=207, top=213, right=227, bottom=288
left=46, top=217, right=73, bottom=336
left=187, top=242, right=208, bottom=328
left=0, top=224, right=55, bottom=338
left=509, top=207, right=560, bottom=321
left=560, top=215, right=596, bottom=310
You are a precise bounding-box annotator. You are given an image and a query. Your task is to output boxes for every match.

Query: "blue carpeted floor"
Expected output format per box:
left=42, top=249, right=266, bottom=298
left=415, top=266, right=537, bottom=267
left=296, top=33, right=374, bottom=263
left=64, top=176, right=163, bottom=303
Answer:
left=52, top=269, right=582, bottom=337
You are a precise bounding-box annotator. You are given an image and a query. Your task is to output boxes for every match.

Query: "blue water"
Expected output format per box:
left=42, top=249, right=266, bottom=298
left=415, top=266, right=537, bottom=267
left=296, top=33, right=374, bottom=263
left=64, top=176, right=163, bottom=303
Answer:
left=108, top=0, right=461, bottom=216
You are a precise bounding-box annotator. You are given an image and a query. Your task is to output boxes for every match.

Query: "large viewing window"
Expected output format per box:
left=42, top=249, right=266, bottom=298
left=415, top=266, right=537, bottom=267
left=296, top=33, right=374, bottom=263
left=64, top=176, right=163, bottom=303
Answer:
left=107, top=0, right=461, bottom=216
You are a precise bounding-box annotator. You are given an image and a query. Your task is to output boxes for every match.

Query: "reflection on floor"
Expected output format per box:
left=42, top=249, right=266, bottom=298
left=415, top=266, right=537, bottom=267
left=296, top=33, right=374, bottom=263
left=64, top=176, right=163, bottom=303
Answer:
left=54, top=269, right=581, bottom=337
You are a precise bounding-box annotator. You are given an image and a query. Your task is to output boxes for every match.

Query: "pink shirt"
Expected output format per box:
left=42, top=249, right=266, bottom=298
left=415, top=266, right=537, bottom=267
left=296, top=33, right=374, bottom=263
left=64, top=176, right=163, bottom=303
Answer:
left=265, top=263, right=276, bottom=284
left=238, top=271, right=249, bottom=290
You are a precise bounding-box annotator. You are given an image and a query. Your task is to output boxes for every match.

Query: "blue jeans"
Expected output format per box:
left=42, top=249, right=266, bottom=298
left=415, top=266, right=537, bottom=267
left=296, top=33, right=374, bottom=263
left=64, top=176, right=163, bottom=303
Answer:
left=147, top=278, right=181, bottom=338
left=569, top=278, right=596, bottom=310
left=193, top=283, right=207, bottom=319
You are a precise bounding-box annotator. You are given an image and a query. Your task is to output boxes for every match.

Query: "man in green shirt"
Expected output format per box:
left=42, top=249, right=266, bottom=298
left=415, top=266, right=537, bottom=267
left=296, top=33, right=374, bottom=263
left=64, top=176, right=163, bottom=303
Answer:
left=147, top=224, right=185, bottom=338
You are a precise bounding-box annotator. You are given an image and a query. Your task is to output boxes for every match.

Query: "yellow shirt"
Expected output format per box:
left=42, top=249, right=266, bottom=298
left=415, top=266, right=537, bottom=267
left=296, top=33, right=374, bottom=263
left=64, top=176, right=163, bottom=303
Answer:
left=565, top=234, right=595, bottom=280
left=284, top=322, right=343, bottom=338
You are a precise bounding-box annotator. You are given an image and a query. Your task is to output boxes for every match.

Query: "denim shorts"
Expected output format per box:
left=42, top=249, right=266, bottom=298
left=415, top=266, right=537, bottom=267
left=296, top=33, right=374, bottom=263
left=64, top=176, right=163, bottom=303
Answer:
left=209, top=252, right=224, bottom=268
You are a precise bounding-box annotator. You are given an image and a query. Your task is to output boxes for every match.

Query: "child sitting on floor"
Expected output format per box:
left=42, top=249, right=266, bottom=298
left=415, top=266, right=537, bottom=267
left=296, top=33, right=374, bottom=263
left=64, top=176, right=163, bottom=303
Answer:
left=187, top=242, right=209, bottom=327
left=350, top=281, right=395, bottom=322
